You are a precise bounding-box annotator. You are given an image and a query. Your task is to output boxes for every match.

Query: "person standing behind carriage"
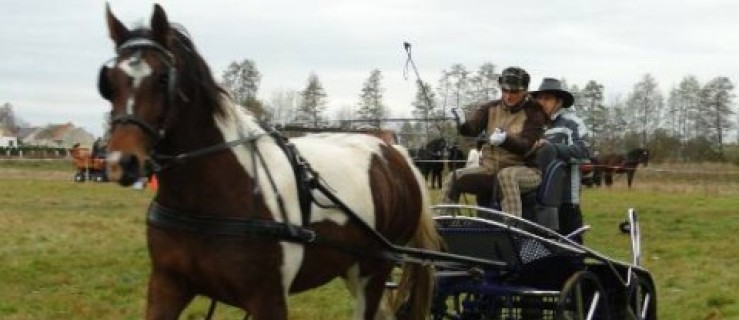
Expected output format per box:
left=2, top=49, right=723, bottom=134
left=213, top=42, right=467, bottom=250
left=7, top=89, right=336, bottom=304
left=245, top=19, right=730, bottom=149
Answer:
left=531, top=78, right=590, bottom=243
left=465, top=137, right=485, bottom=168
left=440, top=66, right=546, bottom=217
left=91, top=137, right=105, bottom=159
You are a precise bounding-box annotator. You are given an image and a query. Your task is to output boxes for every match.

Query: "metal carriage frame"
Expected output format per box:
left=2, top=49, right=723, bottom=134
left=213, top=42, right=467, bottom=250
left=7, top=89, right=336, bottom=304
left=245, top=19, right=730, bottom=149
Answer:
left=428, top=204, right=657, bottom=320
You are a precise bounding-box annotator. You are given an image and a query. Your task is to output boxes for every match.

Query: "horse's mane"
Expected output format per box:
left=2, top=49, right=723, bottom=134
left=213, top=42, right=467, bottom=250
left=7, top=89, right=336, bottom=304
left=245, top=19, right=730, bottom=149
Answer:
left=127, top=25, right=228, bottom=117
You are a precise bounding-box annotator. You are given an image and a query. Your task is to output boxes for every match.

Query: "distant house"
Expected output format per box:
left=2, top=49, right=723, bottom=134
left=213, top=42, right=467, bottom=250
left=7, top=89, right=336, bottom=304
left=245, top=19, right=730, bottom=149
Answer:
left=0, top=127, right=18, bottom=147
left=20, top=123, right=95, bottom=148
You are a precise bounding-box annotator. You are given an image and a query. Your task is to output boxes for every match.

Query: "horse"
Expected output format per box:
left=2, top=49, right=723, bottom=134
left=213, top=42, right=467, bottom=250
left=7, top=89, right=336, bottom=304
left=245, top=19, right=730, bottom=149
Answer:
left=593, top=148, right=650, bottom=188
left=446, top=144, right=466, bottom=172
left=415, top=137, right=446, bottom=189
left=99, top=4, right=441, bottom=320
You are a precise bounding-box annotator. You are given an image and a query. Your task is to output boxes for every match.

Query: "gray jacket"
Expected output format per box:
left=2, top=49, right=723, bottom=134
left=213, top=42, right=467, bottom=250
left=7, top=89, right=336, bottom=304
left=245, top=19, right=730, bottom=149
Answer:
left=545, top=110, right=589, bottom=204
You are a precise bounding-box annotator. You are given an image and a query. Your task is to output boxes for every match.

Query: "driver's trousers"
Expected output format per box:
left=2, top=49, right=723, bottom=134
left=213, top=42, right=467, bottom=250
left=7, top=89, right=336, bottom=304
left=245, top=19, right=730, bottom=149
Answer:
left=440, top=165, right=540, bottom=217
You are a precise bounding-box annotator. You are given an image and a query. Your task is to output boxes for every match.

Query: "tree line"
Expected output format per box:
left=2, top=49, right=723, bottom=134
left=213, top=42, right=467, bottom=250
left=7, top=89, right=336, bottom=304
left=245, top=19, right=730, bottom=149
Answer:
left=220, top=59, right=737, bottom=163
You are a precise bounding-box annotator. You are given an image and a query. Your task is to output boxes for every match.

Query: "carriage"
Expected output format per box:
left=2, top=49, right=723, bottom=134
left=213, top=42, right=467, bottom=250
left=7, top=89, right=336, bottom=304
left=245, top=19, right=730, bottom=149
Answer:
left=69, top=147, right=107, bottom=182
left=425, top=205, right=656, bottom=319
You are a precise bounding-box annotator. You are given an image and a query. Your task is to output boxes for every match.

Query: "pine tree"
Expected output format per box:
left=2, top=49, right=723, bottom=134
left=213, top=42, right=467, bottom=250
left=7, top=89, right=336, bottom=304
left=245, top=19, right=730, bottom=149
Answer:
left=296, top=73, right=327, bottom=128
left=411, top=80, right=442, bottom=137
left=356, top=69, right=386, bottom=128
left=579, top=81, right=607, bottom=149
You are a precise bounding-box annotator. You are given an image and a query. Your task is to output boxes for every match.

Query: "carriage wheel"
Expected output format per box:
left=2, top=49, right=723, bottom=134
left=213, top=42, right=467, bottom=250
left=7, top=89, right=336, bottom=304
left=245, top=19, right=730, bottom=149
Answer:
left=626, top=275, right=657, bottom=320
left=556, top=271, right=610, bottom=320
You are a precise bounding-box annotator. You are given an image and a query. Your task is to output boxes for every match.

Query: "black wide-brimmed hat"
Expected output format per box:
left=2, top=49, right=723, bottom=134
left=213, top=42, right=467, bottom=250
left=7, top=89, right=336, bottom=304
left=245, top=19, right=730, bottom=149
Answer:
left=530, top=78, right=574, bottom=108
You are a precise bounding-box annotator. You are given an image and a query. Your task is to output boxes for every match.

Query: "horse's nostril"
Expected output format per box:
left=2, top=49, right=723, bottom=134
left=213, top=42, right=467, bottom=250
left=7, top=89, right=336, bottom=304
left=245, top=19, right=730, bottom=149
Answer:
left=118, top=153, right=141, bottom=186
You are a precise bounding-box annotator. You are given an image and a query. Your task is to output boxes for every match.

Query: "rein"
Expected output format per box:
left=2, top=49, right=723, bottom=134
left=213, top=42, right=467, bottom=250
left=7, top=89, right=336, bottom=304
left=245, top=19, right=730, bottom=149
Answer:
left=148, top=134, right=264, bottom=172
left=146, top=124, right=504, bottom=268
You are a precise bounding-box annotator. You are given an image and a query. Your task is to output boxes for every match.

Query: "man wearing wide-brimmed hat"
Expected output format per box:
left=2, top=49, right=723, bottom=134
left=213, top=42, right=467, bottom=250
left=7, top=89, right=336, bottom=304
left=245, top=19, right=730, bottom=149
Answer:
left=440, top=66, right=546, bottom=217
left=531, top=77, right=590, bottom=242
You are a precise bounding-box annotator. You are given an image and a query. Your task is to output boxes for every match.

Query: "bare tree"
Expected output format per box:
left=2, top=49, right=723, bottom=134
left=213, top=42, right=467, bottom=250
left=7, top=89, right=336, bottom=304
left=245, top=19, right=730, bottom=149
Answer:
left=626, top=74, right=663, bottom=146
left=468, top=63, right=499, bottom=105
left=700, top=76, right=735, bottom=159
left=411, top=80, right=442, bottom=137
left=267, top=89, right=298, bottom=125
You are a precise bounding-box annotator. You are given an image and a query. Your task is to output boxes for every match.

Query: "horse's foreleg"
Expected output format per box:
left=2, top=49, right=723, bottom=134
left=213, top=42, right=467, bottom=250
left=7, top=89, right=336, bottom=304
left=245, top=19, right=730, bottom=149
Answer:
left=605, top=172, right=613, bottom=187
left=343, top=263, right=394, bottom=320
left=244, top=293, right=288, bottom=320
left=146, top=272, right=195, bottom=320
left=627, top=171, right=635, bottom=188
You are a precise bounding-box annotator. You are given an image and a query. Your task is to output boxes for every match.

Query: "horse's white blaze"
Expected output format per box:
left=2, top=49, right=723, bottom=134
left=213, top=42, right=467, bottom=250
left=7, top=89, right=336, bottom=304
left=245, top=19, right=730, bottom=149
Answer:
left=117, top=55, right=152, bottom=114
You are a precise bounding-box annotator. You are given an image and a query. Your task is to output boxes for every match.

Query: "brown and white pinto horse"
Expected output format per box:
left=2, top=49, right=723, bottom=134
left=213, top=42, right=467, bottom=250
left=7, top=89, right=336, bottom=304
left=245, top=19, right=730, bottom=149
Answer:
left=594, top=148, right=650, bottom=188
left=99, top=4, right=441, bottom=320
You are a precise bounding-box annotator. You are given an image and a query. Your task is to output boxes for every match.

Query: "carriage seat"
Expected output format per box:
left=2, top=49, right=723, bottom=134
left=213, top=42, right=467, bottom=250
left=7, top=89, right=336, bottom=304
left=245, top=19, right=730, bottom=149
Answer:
left=477, top=159, right=568, bottom=231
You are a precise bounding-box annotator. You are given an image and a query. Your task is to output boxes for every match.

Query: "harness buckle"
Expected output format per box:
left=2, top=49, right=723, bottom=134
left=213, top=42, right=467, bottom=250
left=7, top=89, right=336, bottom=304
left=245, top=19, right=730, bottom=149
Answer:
left=304, top=229, right=317, bottom=243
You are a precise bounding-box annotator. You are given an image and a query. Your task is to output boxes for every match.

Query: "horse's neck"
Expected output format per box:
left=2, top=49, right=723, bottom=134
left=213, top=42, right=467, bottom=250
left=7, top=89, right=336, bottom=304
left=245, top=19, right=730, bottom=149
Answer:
left=155, top=99, right=269, bottom=214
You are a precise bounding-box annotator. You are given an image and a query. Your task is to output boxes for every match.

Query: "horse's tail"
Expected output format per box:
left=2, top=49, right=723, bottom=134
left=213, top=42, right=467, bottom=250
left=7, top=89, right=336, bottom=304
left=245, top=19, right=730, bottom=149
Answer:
left=392, top=206, right=443, bottom=320
left=389, top=146, right=444, bottom=319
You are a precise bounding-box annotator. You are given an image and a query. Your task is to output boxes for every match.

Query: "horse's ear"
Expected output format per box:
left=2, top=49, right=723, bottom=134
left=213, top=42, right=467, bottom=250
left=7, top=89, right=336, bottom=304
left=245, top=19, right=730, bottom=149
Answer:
left=106, top=3, right=129, bottom=47
left=150, top=4, right=171, bottom=47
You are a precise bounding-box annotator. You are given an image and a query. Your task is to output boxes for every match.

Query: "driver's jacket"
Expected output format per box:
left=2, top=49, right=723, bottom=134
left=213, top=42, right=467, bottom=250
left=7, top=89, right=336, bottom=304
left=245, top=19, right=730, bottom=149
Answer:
left=458, top=97, right=546, bottom=172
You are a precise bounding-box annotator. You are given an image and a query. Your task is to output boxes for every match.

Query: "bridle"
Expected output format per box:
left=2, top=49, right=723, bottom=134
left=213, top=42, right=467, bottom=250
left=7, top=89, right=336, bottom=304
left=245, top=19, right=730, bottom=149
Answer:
left=98, top=37, right=178, bottom=146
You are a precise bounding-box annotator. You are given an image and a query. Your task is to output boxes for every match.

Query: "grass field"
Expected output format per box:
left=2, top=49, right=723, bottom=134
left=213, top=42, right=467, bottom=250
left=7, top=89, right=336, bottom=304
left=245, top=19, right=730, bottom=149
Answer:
left=1, top=160, right=738, bottom=319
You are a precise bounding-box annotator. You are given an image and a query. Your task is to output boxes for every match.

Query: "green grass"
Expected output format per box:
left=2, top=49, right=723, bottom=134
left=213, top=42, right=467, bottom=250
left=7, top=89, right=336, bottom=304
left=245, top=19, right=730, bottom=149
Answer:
left=0, top=163, right=738, bottom=319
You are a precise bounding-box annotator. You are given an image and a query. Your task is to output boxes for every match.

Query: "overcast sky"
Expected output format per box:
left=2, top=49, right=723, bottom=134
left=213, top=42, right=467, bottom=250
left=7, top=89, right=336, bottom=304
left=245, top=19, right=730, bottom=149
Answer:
left=2, top=0, right=738, bottom=137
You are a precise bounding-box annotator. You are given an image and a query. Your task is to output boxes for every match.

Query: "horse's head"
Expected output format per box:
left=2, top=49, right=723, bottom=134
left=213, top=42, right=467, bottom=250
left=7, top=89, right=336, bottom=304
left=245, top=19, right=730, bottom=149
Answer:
left=99, top=4, right=225, bottom=186
left=425, top=137, right=447, bottom=158
left=628, top=148, right=650, bottom=167
left=97, top=4, right=177, bottom=185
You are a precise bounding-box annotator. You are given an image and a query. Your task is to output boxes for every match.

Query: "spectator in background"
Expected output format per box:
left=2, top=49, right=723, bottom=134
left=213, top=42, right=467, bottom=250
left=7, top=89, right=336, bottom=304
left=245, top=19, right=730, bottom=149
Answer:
left=465, top=138, right=485, bottom=168
left=91, top=138, right=105, bottom=159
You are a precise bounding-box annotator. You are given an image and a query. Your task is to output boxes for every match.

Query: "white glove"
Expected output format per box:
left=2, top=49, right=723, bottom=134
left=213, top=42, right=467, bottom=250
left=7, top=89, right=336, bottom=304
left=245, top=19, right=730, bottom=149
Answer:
left=489, top=128, right=507, bottom=146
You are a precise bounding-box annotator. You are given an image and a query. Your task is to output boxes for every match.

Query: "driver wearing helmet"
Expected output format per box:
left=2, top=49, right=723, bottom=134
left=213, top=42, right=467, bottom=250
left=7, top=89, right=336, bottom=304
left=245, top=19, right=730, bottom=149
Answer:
left=440, top=66, right=546, bottom=217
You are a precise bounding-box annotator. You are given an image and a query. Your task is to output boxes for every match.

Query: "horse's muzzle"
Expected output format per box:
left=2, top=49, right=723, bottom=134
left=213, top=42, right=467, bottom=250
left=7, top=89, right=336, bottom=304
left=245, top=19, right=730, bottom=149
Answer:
left=106, top=151, right=143, bottom=186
